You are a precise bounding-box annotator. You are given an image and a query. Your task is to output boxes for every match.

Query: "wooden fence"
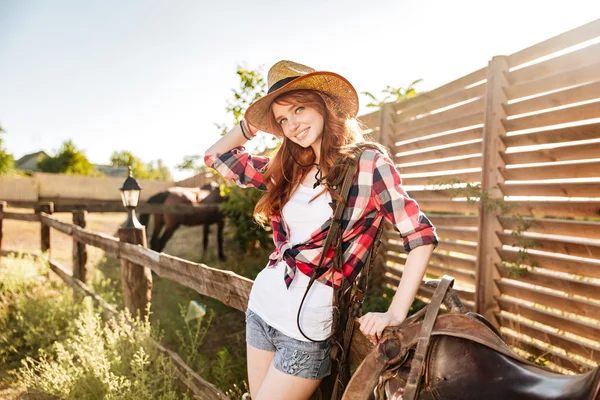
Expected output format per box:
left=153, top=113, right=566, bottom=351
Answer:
left=358, top=18, right=600, bottom=373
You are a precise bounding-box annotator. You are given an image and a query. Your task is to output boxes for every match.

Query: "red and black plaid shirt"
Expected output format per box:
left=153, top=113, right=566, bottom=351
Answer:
left=204, top=146, right=437, bottom=290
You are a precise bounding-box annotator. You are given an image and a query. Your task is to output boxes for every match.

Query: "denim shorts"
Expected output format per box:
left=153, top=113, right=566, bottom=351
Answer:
left=245, top=308, right=332, bottom=380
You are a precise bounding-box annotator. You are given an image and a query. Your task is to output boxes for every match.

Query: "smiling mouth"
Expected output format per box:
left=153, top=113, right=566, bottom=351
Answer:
left=296, top=127, right=310, bottom=140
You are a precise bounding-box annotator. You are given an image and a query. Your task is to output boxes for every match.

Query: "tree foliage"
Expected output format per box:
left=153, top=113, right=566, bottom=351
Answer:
left=37, top=140, right=98, bottom=176
left=0, top=125, right=16, bottom=175
left=110, top=150, right=172, bottom=181
left=362, top=79, right=423, bottom=109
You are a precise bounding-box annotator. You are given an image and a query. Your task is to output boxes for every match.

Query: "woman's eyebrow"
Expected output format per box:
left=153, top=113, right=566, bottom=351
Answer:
left=274, top=104, right=295, bottom=120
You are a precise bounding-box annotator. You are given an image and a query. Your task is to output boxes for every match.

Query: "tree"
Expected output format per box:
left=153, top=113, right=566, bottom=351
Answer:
left=362, top=79, right=423, bottom=109
left=0, top=125, right=15, bottom=175
left=37, top=140, right=98, bottom=176
left=110, top=150, right=172, bottom=181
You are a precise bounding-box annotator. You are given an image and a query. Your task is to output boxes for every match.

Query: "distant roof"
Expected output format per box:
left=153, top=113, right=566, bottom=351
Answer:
left=95, top=165, right=129, bottom=177
left=15, top=151, right=49, bottom=171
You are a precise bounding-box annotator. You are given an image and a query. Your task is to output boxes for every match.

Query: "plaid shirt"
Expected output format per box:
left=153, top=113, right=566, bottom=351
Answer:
left=204, top=146, right=438, bottom=290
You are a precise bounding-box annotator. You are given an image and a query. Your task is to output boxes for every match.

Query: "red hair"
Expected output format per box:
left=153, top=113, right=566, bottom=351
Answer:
left=253, top=90, right=366, bottom=226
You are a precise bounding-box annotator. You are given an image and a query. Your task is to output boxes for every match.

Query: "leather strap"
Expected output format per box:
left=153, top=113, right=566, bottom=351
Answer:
left=403, top=275, right=455, bottom=400
left=297, top=145, right=364, bottom=342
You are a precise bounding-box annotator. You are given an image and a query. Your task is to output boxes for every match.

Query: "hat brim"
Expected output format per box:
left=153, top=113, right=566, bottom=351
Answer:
left=244, top=71, right=359, bottom=136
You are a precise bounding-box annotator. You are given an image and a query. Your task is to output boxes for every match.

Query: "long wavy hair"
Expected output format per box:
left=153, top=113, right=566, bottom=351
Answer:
left=254, top=89, right=380, bottom=226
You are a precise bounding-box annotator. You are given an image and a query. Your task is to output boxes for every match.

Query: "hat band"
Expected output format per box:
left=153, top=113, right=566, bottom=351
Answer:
left=268, top=76, right=300, bottom=94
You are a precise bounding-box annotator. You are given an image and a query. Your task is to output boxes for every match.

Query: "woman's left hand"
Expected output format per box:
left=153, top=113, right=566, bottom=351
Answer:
left=357, top=311, right=405, bottom=345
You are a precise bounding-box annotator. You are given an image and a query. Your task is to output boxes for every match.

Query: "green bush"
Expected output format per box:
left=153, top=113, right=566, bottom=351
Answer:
left=0, top=254, right=83, bottom=370
left=18, top=298, right=188, bottom=400
left=219, top=185, right=271, bottom=254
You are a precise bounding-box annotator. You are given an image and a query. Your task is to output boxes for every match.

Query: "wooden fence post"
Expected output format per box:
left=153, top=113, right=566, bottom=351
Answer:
left=39, top=202, right=54, bottom=255
left=118, top=224, right=152, bottom=319
left=0, top=201, right=5, bottom=262
left=475, top=56, right=509, bottom=326
left=72, top=209, right=87, bottom=283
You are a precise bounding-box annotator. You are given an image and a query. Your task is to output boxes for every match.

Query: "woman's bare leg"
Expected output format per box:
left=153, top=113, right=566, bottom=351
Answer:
left=255, top=364, right=321, bottom=400
left=247, top=344, right=275, bottom=399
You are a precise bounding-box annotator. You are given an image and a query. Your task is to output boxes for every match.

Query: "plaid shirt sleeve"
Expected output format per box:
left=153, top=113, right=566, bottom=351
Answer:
left=371, top=151, right=438, bottom=252
left=203, top=146, right=269, bottom=191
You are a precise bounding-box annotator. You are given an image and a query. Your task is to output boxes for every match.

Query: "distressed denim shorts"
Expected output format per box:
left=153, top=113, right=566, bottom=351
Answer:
left=245, top=308, right=332, bottom=380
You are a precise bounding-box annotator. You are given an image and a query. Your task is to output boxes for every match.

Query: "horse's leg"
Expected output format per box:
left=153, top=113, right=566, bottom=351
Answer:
left=150, top=214, right=165, bottom=251
left=203, top=223, right=210, bottom=257
left=217, top=219, right=226, bottom=261
left=155, top=222, right=180, bottom=253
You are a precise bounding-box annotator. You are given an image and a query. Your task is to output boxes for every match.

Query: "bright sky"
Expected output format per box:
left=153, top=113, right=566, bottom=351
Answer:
left=1, top=0, right=599, bottom=181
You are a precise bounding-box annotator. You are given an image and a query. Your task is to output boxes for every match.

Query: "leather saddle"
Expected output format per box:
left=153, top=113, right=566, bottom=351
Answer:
left=342, top=276, right=600, bottom=400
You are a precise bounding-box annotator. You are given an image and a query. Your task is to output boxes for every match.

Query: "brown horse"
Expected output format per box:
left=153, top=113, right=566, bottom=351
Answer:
left=139, top=183, right=227, bottom=260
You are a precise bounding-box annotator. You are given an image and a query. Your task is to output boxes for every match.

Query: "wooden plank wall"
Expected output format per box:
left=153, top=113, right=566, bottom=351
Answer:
left=374, top=18, right=600, bottom=373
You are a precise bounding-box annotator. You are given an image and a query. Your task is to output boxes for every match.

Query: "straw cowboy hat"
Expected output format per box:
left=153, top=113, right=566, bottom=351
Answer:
left=244, top=60, right=359, bottom=135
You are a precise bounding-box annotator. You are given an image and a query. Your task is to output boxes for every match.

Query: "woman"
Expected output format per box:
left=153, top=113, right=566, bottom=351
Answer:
left=204, top=60, right=437, bottom=400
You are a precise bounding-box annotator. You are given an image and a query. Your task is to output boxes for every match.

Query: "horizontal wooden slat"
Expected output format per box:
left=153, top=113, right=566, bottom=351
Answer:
left=407, top=188, right=455, bottom=200
left=501, top=161, right=600, bottom=181
left=505, top=80, right=600, bottom=116
left=435, top=226, right=478, bottom=242
left=498, top=231, right=600, bottom=259
left=395, top=141, right=482, bottom=164
left=394, top=98, right=484, bottom=134
left=0, top=249, right=40, bottom=259
left=504, top=200, right=600, bottom=219
left=383, top=269, right=475, bottom=303
left=503, top=123, right=600, bottom=148
left=505, top=61, right=600, bottom=101
left=386, top=263, right=475, bottom=286
left=414, top=200, right=479, bottom=214
left=497, top=297, right=600, bottom=343
left=497, top=279, right=600, bottom=319
left=395, top=85, right=486, bottom=122
left=399, top=156, right=482, bottom=175
left=436, top=240, right=478, bottom=256
left=397, top=127, right=483, bottom=153
left=391, top=67, right=487, bottom=112
left=401, top=171, right=482, bottom=187
left=427, top=215, right=479, bottom=227
left=503, top=332, right=592, bottom=373
left=497, top=263, right=600, bottom=301
left=503, top=101, right=600, bottom=132
left=0, top=211, right=40, bottom=222
left=498, top=248, right=600, bottom=279
left=431, top=252, right=476, bottom=271
left=507, top=18, right=600, bottom=68
left=393, top=112, right=484, bottom=143
left=500, top=217, right=600, bottom=240
left=508, top=42, right=600, bottom=85
left=500, top=181, right=600, bottom=197
left=357, top=109, right=381, bottom=130
left=497, top=313, right=600, bottom=364
left=502, top=141, right=600, bottom=165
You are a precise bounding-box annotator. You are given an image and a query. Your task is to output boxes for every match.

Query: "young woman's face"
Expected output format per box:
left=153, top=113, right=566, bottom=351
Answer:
left=271, top=102, right=324, bottom=148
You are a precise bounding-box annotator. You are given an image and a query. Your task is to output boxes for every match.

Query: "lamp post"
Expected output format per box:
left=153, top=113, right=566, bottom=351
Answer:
left=120, top=166, right=143, bottom=229
left=118, top=166, right=152, bottom=318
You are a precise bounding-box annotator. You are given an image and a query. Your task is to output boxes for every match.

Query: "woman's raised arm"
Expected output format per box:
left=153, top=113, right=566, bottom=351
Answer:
left=204, top=121, right=258, bottom=157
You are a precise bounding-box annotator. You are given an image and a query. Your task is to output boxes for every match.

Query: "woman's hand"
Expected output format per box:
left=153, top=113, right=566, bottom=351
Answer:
left=358, top=311, right=405, bottom=345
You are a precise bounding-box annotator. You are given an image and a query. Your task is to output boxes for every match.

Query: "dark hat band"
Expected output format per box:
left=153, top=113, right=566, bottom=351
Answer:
left=268, top=76, right=300, bottom=94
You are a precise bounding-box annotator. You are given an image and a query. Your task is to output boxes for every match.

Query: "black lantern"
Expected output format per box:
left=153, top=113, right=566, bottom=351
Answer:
left=120, top=166, right=143, bottom=228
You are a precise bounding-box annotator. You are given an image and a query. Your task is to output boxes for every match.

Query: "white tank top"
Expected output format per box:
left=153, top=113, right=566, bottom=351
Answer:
left=247, top=183, right=334, bottom=341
